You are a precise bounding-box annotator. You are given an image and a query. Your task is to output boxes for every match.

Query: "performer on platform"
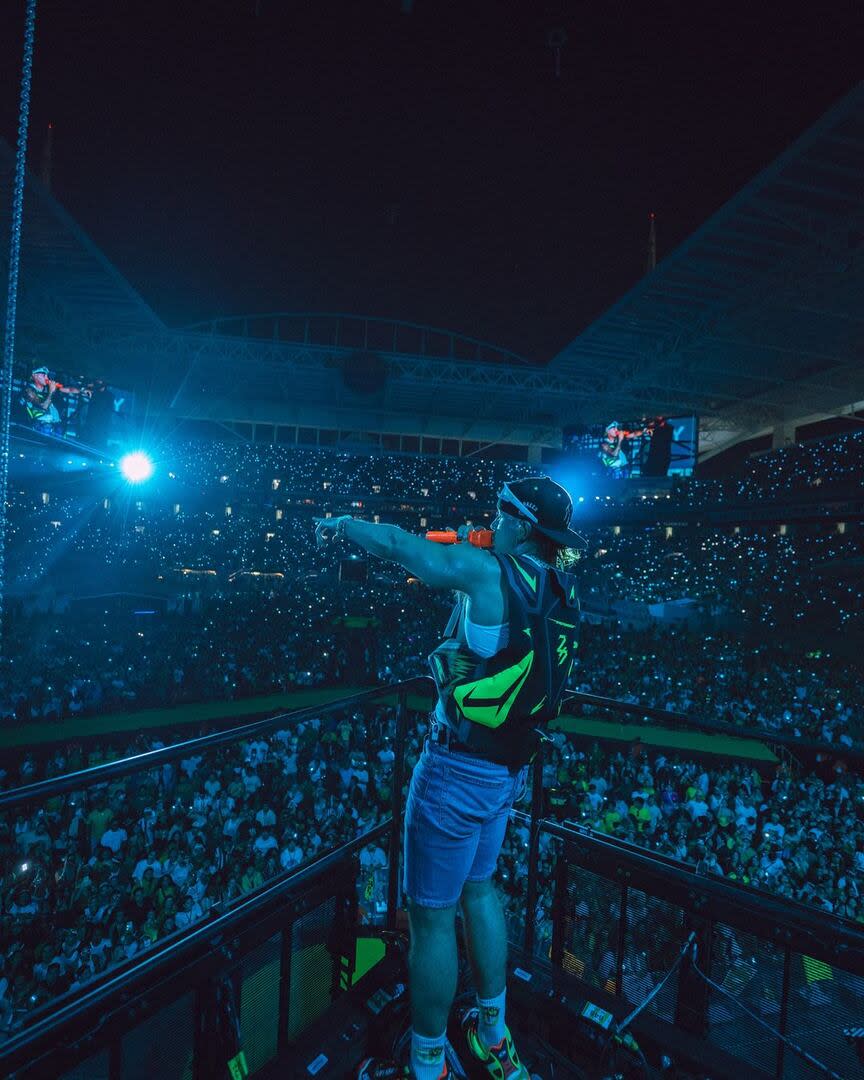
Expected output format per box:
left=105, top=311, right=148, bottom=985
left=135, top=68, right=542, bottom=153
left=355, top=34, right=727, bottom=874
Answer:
left=316, top=477, right=583, bottom=1080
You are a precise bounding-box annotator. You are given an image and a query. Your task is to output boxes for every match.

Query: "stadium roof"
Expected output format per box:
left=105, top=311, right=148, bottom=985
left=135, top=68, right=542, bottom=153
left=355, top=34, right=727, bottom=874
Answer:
left=3, top=81, right=864, bottom=452
left=164, top=79, right=864, bottom=450
left=161, top=314, right=572, bottom=445
left=0, top=139, right=163, bottom=375
left=549, top=80, right=864, bottom=457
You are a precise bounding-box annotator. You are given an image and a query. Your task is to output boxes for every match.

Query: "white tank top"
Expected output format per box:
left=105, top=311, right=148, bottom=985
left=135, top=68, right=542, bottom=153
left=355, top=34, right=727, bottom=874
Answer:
left=461, top=555, right=542, bottom=657
left=464, top=612, right=509, bottom=658
left=432, top=613, right=508, bottom=727
left=433, top=558, right=544, bottom=726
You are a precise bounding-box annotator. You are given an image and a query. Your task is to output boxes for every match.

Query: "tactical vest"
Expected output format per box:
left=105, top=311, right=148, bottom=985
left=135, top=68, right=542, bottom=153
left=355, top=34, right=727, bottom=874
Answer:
left=24, top=384, right=52, bottom=421
left=428, top=553, right=580, bottom=768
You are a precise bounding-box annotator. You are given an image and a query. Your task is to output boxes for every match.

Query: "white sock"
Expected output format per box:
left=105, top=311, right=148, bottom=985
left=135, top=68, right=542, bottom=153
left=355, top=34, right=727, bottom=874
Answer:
left=410, top=1027, right=447, bottom=1079
left=477, top=986, right=506, bottom=1049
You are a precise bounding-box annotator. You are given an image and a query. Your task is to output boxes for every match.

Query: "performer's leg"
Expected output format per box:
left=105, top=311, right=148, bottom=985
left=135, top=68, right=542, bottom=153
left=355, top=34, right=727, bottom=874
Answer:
left=459, top=876, right=507, bottom=999
left=406, top=898, right=459, bottom=1037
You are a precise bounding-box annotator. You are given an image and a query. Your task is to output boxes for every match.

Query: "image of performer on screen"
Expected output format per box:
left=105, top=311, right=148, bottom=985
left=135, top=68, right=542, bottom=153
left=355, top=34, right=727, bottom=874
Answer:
left=24, top=364, right=92, bottom=437
left=23, top=366, right=62, bottom=434
left=598, top=420, right=648, bottom=475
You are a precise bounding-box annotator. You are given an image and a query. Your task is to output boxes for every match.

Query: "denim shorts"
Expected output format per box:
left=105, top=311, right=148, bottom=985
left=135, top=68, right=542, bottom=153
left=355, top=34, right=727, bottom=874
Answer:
left=403, top=739, right=529, bottom=909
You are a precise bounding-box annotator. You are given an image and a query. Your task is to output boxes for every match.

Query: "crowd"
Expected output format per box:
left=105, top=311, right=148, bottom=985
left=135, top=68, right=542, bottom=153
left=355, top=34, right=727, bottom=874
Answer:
left=658, top=427, right=864, bottom=506
left=2, top=608, right=861, bottom=756
left=3, top=515, right=862, bottom=750
left=18, top=414, right=864, bottom=514
left=0, top=705, right=413, bottom=1033
left=0, top=595, right=412, bottom=727
left=2, top=702, right=861, bottom=1035
left=0, top=433, right=862, bottom=1033
left=576, top=525, right=863, bottom=630
left=498, top=736, right=864, bottom=934
left=145, top=426, right=864, bottom=506
left=3, top=436, right=863, bottom=738
left=2, top=590, right=861, bottom=753
left=573, top=624, right=863, bottom=749
left=746, top=427, right=864, bottom=498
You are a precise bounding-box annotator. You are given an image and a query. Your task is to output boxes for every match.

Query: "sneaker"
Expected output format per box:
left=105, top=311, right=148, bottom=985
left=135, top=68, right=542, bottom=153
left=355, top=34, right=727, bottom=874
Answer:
left=461, top=1009, right=529, bottom=1079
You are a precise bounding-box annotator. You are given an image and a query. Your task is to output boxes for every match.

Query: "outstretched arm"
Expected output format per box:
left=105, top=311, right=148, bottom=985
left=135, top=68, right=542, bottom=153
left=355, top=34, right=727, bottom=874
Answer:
left=315, top=516, right=493, bottom=593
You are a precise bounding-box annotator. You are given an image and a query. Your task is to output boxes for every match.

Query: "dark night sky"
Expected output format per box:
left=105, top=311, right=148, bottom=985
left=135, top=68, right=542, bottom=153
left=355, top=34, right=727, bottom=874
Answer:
left=1, top=1, right=862, bottom=360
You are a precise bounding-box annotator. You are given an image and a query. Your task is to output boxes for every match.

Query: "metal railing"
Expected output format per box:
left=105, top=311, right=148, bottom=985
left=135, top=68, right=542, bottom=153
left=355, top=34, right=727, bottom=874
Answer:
left=0, top=676, right=862, bottom=1078
left=0, top=678, right=430, bottom=1077
left=563, top=688, right=864, bottom=769
left=521, top=817, right=864, bottom=1079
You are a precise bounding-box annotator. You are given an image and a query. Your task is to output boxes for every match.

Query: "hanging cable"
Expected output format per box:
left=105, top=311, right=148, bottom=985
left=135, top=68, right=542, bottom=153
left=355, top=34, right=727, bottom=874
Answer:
left=690, top=951, right=845, bottom=1080
left=614, top=931, right=696, bottom=1036
left=0, top=0, right=38, bottom=657
left=595, top=931, right=696, bottom=1078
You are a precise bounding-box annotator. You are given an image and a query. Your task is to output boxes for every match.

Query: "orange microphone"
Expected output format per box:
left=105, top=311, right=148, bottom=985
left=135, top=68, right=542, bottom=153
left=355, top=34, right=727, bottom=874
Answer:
left=425, top=529, right=494, bottom=548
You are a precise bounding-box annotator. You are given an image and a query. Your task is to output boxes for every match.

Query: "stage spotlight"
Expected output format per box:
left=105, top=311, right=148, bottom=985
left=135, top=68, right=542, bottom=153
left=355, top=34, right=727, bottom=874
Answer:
left=119, top=452, right=154, bottom=484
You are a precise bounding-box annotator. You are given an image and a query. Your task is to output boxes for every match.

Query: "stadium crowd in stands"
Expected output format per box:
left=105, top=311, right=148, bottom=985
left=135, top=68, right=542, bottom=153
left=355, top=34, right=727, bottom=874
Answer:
left=666, top=426, right=864, bottom=505
left=500, top=734, right=864, bottom=942
left=0, top=435, right=862, bottom=1031
left=4, top=431, right=863, bottom=765
left=743, top=426, right=864, bottom=498
left=2, top=707, right=862, bottom=1034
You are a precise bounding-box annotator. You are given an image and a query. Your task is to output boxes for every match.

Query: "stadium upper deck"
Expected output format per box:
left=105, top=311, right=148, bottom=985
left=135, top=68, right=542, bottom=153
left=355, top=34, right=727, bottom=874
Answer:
left=3, top=82, right=864, bottom=456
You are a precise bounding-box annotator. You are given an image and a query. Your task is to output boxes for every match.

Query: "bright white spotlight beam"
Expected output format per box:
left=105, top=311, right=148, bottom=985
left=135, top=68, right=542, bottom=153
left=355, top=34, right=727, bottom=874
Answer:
left=119, top=451, right=154, bottom=484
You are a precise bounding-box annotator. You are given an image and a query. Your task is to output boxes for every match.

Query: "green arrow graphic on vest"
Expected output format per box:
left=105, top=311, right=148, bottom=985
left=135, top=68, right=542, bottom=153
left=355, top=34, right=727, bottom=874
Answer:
left=509, top=556, right=537, bottom=593
left=454, top=649, right=534, bottom=728
left=556, top=633, right=568, bottom=665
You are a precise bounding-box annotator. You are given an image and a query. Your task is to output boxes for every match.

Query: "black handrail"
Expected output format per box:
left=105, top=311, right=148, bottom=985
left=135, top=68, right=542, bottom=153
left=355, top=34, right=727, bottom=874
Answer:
left=519, top=811, right=864, bottom=958
left=2, top=674, right=862, bottom=1079
left=563, top=689, right=864, bottom=766
left=387, top=686, right=410, bottom=930
left=0, top=676, right=434, bottom=810
left=0, top=820, right=389, bottom=1072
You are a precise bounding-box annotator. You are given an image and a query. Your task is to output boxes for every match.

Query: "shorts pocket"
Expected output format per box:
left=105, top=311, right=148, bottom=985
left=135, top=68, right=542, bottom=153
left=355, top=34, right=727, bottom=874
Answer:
left=445, top=758, right=505, bottom=789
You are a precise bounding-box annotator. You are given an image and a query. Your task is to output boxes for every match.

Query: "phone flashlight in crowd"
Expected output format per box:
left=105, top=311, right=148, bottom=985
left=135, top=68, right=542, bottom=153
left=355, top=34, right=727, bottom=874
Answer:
left=20, top=863, right=28, bottom=873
